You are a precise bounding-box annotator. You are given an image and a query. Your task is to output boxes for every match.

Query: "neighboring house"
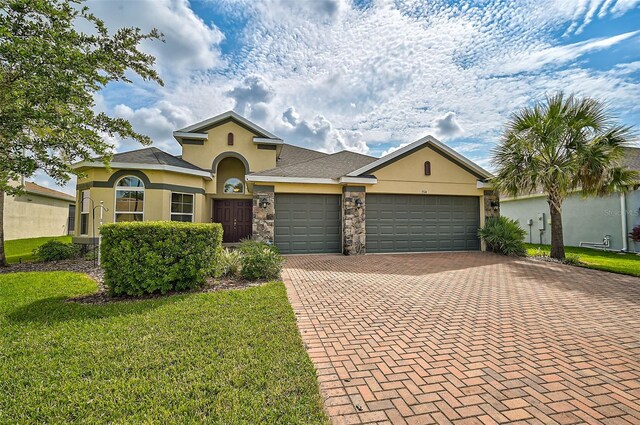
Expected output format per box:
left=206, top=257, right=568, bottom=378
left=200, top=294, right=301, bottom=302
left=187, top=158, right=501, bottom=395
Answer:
left=4, top=181, right=76, bottom=240
left=501, top=147, right=640, bottom=252
left=72, top=111, right=496, bottom=254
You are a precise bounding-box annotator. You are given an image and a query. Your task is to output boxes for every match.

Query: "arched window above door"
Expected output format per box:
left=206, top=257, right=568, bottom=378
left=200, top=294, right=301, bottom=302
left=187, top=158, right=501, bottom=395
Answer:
left=223, top=177, right=244, bottom=194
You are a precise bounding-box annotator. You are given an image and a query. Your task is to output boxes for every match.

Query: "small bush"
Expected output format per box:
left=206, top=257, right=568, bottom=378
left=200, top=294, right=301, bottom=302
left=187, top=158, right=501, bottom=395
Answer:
left=629, top=225, right=640, bottom=243
left=100, top=221, right=223, bottom=296
left=33, top=240, right=79, bottom=262
left=562, top=253, right=582, bottom=266
left=478, top=216, right=527, bottom=256
left=238, top=240, right=283, bottom=280
left=218, top=248, right=242, bottom=277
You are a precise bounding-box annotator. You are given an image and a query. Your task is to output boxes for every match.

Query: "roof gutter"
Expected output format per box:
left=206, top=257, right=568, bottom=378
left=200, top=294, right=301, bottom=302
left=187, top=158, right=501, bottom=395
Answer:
left=245, top=175, right=377, bottom=185
left=71, top=161, right=212, bottom=179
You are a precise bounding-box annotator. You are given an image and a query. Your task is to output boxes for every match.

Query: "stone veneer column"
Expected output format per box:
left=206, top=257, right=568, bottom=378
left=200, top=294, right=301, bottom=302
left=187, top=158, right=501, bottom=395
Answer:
left=343, top=186, right=366, bottom=255
left=483, top=190, right=500, bottom=219
left=252, top=185, right=275, bottom=243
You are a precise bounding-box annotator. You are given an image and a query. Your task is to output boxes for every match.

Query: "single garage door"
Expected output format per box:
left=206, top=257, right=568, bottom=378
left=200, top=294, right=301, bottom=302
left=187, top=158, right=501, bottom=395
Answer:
left=366, top=194, right=480, bottom=253
left=274, top=194, right=341, bottom=254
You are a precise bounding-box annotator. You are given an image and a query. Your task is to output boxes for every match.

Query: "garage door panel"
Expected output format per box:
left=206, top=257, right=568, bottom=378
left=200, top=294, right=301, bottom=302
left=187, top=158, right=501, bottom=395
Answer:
left=275, top=194, right=341, bottom=254
left=367, top=194, right=480, bottom=253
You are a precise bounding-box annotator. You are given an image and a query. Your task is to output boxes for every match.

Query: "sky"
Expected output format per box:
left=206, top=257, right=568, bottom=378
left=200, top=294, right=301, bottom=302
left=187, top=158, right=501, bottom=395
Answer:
left=36, top=0, right=640, bottom=194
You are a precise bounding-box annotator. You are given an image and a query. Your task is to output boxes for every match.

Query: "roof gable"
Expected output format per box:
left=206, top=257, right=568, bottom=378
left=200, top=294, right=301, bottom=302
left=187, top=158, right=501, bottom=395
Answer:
left=175, top=111, right=280, bottom=140
left=347, top=135, right=492, bottom=180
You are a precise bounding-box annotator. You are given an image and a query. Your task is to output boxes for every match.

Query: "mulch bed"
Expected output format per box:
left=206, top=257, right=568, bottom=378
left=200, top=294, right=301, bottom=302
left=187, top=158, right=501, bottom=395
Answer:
left=0, top=259, right=269, bottom=304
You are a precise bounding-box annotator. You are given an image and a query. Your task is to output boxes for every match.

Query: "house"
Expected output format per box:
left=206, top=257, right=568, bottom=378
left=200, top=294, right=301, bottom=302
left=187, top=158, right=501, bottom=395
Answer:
left=501, top=147, right=640, bottom=252
left=4, top=181, right=76, bottom=240
left=72, top=111, right=496, bottom=254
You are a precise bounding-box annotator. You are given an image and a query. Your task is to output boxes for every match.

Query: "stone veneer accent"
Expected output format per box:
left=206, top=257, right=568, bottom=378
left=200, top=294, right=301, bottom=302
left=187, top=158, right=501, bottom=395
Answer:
left=343, top=187, right=366, bottom=255
left=252, top=185, right=275, bottom=243
left=483, top=189, right=500, bottom=219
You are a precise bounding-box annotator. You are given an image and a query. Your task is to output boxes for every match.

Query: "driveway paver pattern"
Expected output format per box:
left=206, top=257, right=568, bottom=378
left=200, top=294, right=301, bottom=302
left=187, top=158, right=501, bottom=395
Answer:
left=283, top=252, right=640, bottom=425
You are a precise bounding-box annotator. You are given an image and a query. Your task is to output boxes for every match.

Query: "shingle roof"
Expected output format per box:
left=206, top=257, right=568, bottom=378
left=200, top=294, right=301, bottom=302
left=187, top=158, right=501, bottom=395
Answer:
left=253, top=150, right=377, bottom=179
left=622, top=147, right=640, bottom=172
left=109, top=147, right=204, bottom=171
left=24, top=182, right=75, bottom=202
left=276, top=144, right=328, bottom=167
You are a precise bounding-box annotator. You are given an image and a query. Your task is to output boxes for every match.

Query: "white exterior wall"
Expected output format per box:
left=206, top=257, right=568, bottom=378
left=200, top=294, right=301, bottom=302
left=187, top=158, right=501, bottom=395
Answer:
left=501, top=190, right=640, bottom=252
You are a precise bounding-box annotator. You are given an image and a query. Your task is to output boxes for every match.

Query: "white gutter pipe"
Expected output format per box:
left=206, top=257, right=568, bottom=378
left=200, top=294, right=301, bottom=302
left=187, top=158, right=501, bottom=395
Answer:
left=621, top=192, right=628, bottom=252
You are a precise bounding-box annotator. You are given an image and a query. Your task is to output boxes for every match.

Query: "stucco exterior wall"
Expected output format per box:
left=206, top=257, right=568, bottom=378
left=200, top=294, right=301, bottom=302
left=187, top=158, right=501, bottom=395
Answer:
left=501, top=190, right=640, bottom=251
left=181, top=121, right=277, bottom=172
left=75, top=168, right=207, bottom=237
left=368, top=145, right=484, bottom=197
left=4, top=193, right=72, bottom=240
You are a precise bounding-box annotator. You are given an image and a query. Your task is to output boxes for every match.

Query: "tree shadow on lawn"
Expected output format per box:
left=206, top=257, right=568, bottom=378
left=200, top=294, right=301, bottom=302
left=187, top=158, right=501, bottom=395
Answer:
left=7, top=293, right=188, bottom=324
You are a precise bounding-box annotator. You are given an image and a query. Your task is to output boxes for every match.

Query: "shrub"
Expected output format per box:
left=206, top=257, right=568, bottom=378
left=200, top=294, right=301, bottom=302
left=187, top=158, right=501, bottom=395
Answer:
left=33, top=240, right=79, bottom=262
left=100, top=221, right=222, bottom=296
left=478, top=216, right=527, bottom=256
left=218, top=248, right=242, bottom=277
left=629, top=225, right=640, bottom=243
left=238, top=240, right=283, bottom=280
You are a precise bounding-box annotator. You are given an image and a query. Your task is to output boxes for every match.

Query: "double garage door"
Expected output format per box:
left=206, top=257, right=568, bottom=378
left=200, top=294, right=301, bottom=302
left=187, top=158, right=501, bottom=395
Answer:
left=366, top=194, right=480, bottom=253
left=274, top=194, right=480, bottom=254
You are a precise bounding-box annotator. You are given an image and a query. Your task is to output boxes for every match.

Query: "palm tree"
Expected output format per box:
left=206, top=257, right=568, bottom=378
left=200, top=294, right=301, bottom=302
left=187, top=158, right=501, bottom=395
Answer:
left=492, top=93, right=637, bottom=260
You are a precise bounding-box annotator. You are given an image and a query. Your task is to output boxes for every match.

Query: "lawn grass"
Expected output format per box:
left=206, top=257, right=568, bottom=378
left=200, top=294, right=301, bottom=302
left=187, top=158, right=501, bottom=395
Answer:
left=0, top=272, right=328, bottom=424
left=4, top=235, right=72, bottom=264
left=526, top=243, right=640, bottom=277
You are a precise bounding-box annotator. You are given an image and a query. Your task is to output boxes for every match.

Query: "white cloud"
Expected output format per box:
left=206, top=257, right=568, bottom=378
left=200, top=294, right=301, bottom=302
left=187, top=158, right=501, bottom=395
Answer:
left=85, top=0, right=224, bottom=80
left=433, top=112, right=463, bottom=138
left=495, top=30, right=640, bottom=74
left=112, top=101, right=194, bottom=153
left=226, top=76, right=276, bottom=116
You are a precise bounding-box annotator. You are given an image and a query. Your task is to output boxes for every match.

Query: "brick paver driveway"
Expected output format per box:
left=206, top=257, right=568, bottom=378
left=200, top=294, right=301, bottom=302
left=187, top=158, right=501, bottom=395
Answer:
left=283, top=253, right=640, bottom=425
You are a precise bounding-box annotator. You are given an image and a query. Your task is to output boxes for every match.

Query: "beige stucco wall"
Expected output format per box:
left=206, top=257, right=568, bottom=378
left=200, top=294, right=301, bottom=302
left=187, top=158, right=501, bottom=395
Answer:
left=215, top=157, right=250, bottom=198
left=75, top=168, right=208, bottom=236
left=368, top=146, right=484, bottom=197
left=181, top=121, right=277, bottom=173
left=4, top=193, right=72, bottom=240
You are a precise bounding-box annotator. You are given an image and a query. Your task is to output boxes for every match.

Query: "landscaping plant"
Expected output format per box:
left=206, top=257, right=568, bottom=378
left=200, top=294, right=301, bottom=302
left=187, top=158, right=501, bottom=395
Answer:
left=478, top=216, right=527, bottom=256
left=218, top=247, right=242, bottom=277
left=629, top=224, right=640, bottom=251
left=492, top=93, right=637, bottom=260
left=238, top=239, right=284, bottom=280
left=33, top=240, right=79, bottom=262
left=100, top=222, right=222, bottom=296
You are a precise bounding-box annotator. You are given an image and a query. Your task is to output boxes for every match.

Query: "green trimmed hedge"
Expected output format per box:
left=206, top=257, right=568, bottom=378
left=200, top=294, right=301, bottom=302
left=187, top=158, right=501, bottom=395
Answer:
left=100, top=221, right=223, bottom=296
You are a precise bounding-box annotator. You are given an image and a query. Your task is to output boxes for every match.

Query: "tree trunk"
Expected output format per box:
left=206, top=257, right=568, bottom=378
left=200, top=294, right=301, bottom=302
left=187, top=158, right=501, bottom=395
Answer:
left=548, top=201, right=565, bottom=260
left=0, top=189, right=6, bottom=267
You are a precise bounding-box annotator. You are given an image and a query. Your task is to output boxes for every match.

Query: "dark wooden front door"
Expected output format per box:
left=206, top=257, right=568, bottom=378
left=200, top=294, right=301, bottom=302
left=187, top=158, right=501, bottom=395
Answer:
left=213, top=199, right=252, bottom=243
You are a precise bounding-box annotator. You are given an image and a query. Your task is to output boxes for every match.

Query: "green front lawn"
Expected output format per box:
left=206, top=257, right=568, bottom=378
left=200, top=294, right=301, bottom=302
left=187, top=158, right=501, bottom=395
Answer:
left=0, top=272, right=328, bottom=424
left=526, top=243, right=640, bottom=277
left=4, top=235, right=72, bottom=264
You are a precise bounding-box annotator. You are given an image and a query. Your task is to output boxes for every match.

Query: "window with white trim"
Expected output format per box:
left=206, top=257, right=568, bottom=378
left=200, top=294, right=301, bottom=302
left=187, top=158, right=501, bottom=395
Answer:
left=115, top=176, right=144, bottom=222
left=80, top=190, right=89, bottom=235
left=171, top=193, right=194, bottom=222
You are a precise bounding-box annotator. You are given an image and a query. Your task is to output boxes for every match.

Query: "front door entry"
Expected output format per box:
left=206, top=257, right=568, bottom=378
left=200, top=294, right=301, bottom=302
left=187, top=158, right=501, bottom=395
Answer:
left=213, top=199, right=252, bottom=243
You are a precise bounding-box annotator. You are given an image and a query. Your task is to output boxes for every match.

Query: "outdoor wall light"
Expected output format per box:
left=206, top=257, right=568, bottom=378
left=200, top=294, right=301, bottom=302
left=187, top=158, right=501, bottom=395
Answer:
left=260, top=198, right=270, bottom=209
left=490, top=200, right=500, bottom=211
left=355, top=198, right=363, bottom=208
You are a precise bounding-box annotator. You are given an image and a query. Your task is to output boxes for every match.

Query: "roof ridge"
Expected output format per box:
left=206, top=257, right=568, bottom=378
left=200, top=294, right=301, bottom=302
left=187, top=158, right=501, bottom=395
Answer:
left=329, top=149, right=377, bottom=159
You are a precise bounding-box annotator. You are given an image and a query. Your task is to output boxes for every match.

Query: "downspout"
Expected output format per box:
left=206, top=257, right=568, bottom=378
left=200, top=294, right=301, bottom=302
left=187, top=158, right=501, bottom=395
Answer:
left=620, top=191, right=628, bottom=252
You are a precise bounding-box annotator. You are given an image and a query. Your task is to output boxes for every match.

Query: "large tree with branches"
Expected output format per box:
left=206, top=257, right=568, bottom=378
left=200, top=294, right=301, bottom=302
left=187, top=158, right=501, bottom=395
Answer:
left=0, top=0, right=163, bottom=265
left=492, top=93, right=637, bottom=260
